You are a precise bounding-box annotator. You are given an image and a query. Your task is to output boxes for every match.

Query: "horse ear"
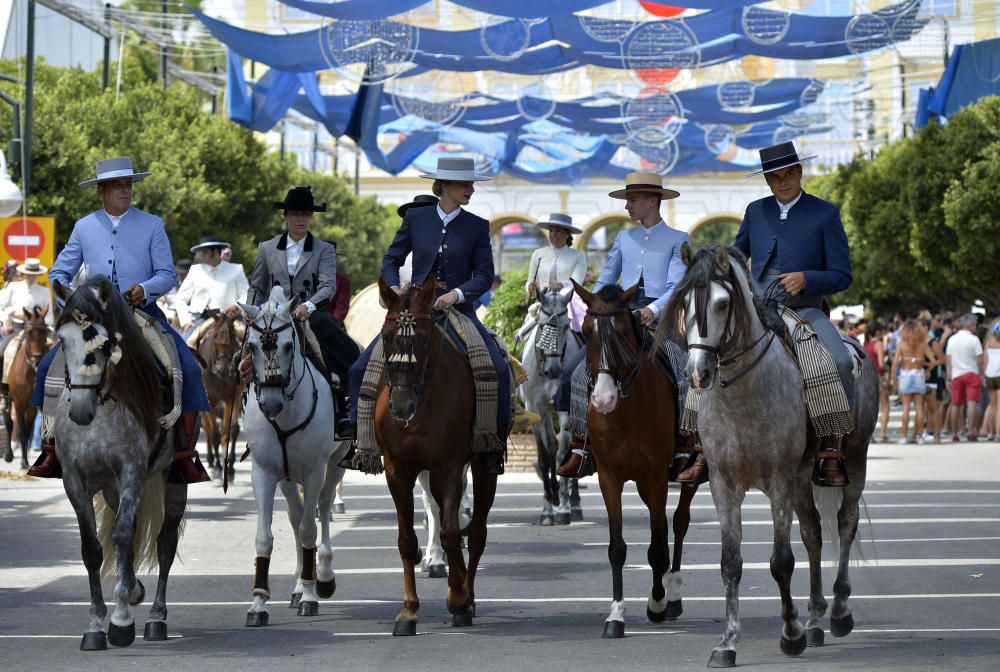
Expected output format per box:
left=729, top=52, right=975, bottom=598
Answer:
left=377, top=277, right=398, bottom=311
left=715, top=246, right=730, bottom=274
left=97, top=278, right=114, bottom=306
left=681, top=241, right=693, bottom=267
left=22, top=308, right=31, bottom=321
left=238, top=302, right=260, bottom=322
left=416, top=278, right=436, bottom=309
left=621, top=281, right=640, bottom=306
left=571, top=279, right=594, bottom=307
left=52, top=278, right=72, bottom=303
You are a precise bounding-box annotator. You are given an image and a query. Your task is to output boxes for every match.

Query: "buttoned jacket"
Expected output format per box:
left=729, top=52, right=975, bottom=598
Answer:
left=174, top=260, right=249, bottom=325
left=525, top=245, right=588, bottom=292
left=595, top=221, right=690, bottom=317
left=248, top=232, right=336, bottom=308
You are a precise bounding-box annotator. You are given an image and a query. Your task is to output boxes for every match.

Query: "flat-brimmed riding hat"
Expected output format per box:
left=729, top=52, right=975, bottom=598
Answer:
left=16, top=258, right=47, bottom=275
left=746, top=141, right=817, bottom=177
left=79, top=156, right=151, bottom=187
left=537, top=213, right=582, bottom=234
left=608, top=172, right=679, bottom=200
left=190, top=235, right=231, bottom=253
left=273, top=186, right=327, bottom=212
left=419, top=157, right=491, bottom=182
left=397, top=194, right=439, bottom=218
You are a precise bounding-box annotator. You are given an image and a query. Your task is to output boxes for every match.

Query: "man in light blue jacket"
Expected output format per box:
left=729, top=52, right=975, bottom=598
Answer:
left=27, top=157, right=211, bottom=483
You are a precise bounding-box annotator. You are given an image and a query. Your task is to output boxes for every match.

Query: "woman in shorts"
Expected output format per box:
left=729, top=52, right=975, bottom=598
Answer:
left=891, top=320, right=938, bottom=444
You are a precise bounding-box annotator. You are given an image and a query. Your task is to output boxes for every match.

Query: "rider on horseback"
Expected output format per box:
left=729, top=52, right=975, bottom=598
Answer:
left=555, top=172, right=690, bottom=478
left=175, top=236, right=249, bottom=344
left=0, top=259, right=52, bottom=413
left=27, top=157, right=211, bottom=483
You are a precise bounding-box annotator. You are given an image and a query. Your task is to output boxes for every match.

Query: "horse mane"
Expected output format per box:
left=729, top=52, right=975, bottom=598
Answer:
left=657, top=245, right=756, bottom=355
left=56, top=277, right=162, bottom=440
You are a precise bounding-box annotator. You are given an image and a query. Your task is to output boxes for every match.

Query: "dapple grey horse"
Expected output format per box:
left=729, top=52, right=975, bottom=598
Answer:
left=239, top=287, right=350, bottom=626
left=51, top=277, right=187, bottom=650
left=518, top=287, right=583, bottom=525
left=662, top=246, right=877, bottom=668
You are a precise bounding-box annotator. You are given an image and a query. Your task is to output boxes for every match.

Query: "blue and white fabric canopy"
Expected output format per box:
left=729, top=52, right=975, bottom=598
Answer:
left=916, top=36, right=1000, bottom=127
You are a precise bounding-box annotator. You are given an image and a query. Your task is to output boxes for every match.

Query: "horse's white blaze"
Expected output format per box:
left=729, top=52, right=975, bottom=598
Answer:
left=591, top=372, right=618, bottom=414
left=666, top=571, right=683, bottom=602
left=606, top=599, right=626, bottom=623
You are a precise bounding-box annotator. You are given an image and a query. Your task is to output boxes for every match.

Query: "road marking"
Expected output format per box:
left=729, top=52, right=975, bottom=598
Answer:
left=852, top=628, right=1000, bottom=634
left=0, top=634, right=184, bottom=639
left=582, top=536, right=1000, bottom=546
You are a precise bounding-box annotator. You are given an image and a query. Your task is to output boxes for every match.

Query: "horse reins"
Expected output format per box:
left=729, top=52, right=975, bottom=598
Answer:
left=586, top=306, right=644, bottom=399
left=383, top=308, right=450, bottom=415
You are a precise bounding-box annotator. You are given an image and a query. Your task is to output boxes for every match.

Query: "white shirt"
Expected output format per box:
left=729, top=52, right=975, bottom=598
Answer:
left=525, top=245, right=588, bottom=292
left=173, top=260, right=249, bottom=326
left=286, top=236, right=305, bottom=276
left=778, top=191, right=802, bottom=221
left=946, top=329, right=983, bottom=379
left=436, top=205, right=465, bottom=303
left=0, top=280, right=53, bottom=325
left=105, top=209, right=126, bottom=228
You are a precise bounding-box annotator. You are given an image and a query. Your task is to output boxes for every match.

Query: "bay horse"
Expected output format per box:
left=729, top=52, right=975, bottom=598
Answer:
left=239, top=286, right=349, bottom=626
left=375, top=278, right=499, bottom=635
left=196, top=312, right=241, bottom=476
left=662, top=245, right=877, bottom=667
left=518, top=287, right=583, bottom=525
left=4, top=306, right=51, bottom=468
left=570, top=279, right=699, bottom=638
left=51, top=276, right=188, bottom=650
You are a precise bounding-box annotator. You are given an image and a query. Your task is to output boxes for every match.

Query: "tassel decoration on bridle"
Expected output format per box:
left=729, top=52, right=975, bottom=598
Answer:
left=387, top=309, right=418, bottom=366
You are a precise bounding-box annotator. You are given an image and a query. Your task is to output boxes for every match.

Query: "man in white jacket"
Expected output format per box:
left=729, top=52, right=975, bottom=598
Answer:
left=175, top=236, right=249, bottom=344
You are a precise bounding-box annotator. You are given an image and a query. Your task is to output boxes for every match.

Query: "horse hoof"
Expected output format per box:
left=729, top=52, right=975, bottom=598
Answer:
left=245, top=611, right=269, bottom=627
left=665, top=600, right=683, bottom=620
left=143, top=620, right=168, bottom=641
left=129, top=580, right=145, bottom=605
left=707, top=649, right=736, bottom=668
left=830, top=613, right=854, bottom=638
left=107, top=621, right=135, bottom=647
left=20, top=459, right=28, bottom=470
left=2, top=447, right=11, bottom=462
left=539, top=514, right=554, bottom=526
left=602, top=620, right=625, bottom=639
left=289, top=592, right=302, bottom=609
left=555, top=512, right=571, bottom=525
left=80, top=631, right=107, bottom=651
left=452, top=611, right=473, bottom=627
left=806, top=627, right=825, bottom=647
left=571, top=508, right=584, bottom=522
left=428, top=564, right=447, bottom=579
left=646, top=605, right=667, bottom=623
left=316, top=578, right=336, bottom=599
left=334, top=502, right=346, bottom=514
left=393, top=620, right=417, bottom=636
left=297, top=601, right=318, bottom=617
left=780, top=634, right=807, bottom=657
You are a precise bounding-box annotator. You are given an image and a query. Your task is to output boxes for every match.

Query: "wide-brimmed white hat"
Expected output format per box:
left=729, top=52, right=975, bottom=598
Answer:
left=745, top=141, right=817, bottom=177
left=537, top=213, right=582, bottom=234
left=608, top=172, right=680, bottom=200
left=16, top=258, right=47, bottom=275
left=79, top=156, right=151, bottom=187
left=419, top=157, right=491, bottom=182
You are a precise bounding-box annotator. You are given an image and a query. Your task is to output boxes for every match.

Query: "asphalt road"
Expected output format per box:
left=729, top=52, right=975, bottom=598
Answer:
left=1, top=427, right=999, bottom=672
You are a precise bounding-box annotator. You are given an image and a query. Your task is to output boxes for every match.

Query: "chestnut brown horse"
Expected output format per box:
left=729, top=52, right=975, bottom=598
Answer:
left=196, top=313, right=241, bottom=475
left=5, top=307, right=52, bottom=469
left=375, top=279, right=499, bottom=636
left=572, top=280, right=699, bottom=638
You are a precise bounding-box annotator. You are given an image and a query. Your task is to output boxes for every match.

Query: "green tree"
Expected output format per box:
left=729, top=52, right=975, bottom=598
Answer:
left=690, top=218, right=739, bottom=249
left=483, top=270, right=529, bottom=349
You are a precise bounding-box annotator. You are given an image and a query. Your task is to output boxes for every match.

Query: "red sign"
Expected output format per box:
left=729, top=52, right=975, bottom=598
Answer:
left=3, top=217, right=47, bottom=260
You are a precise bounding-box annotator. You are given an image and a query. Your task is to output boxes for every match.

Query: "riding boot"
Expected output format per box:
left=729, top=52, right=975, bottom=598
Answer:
left=676, top=438, right=708, bottom=485
left=337, top=426, right=358, bottom=470
left=556, top=435, right=596, bottom=478
left=815, top=436, right=848, bottom=487
left=172, top=411, right=211, bottom=484
left=333, top=391, right=353, bottom=440
left=27, top=439, right=62, bottom=479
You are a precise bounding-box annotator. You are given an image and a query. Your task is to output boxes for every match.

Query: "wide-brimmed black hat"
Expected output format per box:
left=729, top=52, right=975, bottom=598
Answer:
left=746, top=141, right=816, bottom=177
left=273, top=186, right=327, bottom=212
left=397, top=194, right=439, bottom=218
left=190, top=235, right=230, bottom=253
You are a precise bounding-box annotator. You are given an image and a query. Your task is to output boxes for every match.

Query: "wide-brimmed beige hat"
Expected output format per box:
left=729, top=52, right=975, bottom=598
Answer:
left=16, top=258, right=47, bottom=275
left=537, top=213, right=582, bottom=234
left=609, top=172, right=679, bottom=200
left=79, top=156, right=151, bottom=187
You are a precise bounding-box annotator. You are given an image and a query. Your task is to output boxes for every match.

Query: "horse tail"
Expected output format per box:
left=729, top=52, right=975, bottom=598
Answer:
left=812, top=486, right=872, bottom=567
left=96, top=473, right=168, bottom=579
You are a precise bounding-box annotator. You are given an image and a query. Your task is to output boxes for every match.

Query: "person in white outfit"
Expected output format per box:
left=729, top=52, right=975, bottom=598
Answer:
left=0, top=259, right=53, bottom=411
left=174, top=236, right=249, bottom=345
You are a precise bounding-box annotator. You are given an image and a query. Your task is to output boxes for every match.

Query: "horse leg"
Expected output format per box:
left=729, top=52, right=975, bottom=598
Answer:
left=466, top=462, right=498, bottom=621
left=279, top=479, right=317, bottom=616
left=10, top=402, right=23, bottom=468
left=108, top=469, right=143, bottom=647
left=246, top=464, right=278, bottom=627
left=291, top=469, right=323, bottom=617
left=64, top=472, right=109, bottom=651
left=665, top=483, right=698, bottom=620
left=144, top=480, right=187, bottom=641
left=831, top=484, right=863, bottom=638
left=532, top=415, right=558, bottom=513
left=334, top=480, right=346, bottom=514
left=555, top=475, right=572, bottom=525
left=637, top=481, right=671, bottom=624
left=201, top=405, right=218, bottom=470
left=386, top=466, right=421, bottom=635
left=570, top=477, right=583, bottom=522
left=708, top=485, right=745, bottom=668
left=315, top=458, right=342, bottom=598
left=597, top=471, right=627, bottom=639
left=432, top=467, right=472, bottom=623
left=417, top=471, right=446, bottom=578
left=794, top=481, right=828, bottom=647
left=770, top=491, right=806, bottom=657
left=16, top=405, right=34, bottom=470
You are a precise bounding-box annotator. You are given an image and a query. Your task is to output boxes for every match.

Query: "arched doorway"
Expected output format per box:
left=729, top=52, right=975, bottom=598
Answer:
left=490, top=213, right=541, bottom=275
left=577, top=213, right=634, bottom=253
left=689, top=214, right=742, bottom=248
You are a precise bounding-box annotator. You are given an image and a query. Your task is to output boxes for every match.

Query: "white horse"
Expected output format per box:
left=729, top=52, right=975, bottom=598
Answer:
left=239, top=287, right=350, bottom=626
left=418, top=469, right=473, bottom=578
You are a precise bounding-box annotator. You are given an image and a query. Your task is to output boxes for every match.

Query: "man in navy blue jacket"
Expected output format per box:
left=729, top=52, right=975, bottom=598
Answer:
left=735, top=141, right=853, bottom=486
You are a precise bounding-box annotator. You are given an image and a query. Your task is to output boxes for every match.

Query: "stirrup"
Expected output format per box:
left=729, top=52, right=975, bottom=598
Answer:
left=812, top=451, right=849, bottom=488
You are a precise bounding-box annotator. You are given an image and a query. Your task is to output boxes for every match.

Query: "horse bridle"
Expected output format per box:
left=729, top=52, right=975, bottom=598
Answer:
left=61, top=314, right=119, bottom=403
left=586, top=306, right=643, bottom=399
left=383, top=308, right=449, bottom=413
left=17, top=322, right=51, bottom=372
left=534, top=307, right=569, bottom=374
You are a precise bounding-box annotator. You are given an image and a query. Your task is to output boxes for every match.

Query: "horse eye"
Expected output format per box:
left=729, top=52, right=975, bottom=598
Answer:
left=716, top=300, right=729, bottom=312
left=283, top=342, right=293, bottom=353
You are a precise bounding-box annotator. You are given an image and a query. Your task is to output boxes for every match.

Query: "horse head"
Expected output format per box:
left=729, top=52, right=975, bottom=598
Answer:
left=206, top=313, right=238, bottom=378
left=662, top=243, right=757, bottom=391
left=535, top=287, right=572, bottom=379
left=239, top=286, right=298, bottom=418
left=378, top=277, right=437, bottom=424
left=20, top=304, right=52, bottom=369
left=572, top=279, right=641, bottom=415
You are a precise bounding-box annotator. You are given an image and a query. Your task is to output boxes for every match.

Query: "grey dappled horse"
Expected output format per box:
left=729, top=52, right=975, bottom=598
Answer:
left=52, top=277, right=187, bottom=650
left=662, top=246, right=877, bottom=668
left=518, top=288, right=583, bottom=525
left=239, top=287, right=350, bottom=626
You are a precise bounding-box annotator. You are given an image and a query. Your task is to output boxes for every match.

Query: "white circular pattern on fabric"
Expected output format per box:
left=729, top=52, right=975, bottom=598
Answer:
left=891, top=13, right=928, bottom=43
left=389, top=74, right=465, bottom=128
left=845, top=14, right=892, bottom=55
left=517, top=78, right=557, bottom=122
left=622, top=90, right=684, bottom=142
left=717, top=81, right=755, bottom=110
left=703, top=124, right=735, bottom=155
left=772, top=126, right=800, bottom=146
left=480, top=18, right=531, bottom=62
left=578, top=16, right=638, bottom=44
left=623, top=20, right=701, bottom=72
left=625, top=132, right=679, bottom=175
left=799, top=80, right=824, bottom=107
left=779, top=112, right=827, bottom=129
left=741, top=6, right=791, bottom=46
left=319, top=19, right=416, bottom=85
